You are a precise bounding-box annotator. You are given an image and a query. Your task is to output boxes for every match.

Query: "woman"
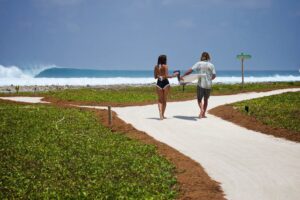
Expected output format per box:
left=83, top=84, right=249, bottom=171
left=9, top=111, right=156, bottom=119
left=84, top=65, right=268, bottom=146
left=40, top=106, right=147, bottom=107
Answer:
left=154, top=55, right=178, bottom=120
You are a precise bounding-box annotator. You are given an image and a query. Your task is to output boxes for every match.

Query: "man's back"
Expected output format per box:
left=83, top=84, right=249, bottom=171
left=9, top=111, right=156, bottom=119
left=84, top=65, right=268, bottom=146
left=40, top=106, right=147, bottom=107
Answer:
left=192, top=61, right=216, bottom=89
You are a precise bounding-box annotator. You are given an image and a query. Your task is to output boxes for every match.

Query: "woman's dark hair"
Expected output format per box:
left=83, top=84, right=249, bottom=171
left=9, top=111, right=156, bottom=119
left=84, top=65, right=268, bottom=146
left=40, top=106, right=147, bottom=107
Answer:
left=157, top=55, right=167, bottom=66
left=200, top=52, right=210, bottom=61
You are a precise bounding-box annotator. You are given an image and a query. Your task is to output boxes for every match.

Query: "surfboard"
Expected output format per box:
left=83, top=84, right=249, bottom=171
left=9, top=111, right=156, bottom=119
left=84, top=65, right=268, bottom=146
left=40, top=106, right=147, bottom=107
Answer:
left=181, top=73, right=206, bottom=83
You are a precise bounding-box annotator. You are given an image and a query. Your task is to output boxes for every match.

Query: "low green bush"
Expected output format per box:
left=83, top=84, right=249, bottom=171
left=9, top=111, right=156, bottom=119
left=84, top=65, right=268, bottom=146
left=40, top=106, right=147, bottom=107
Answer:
left=0, top=102, right=177, bottom=199
left=43, top=82, right=300, bottom=104
left=233, top=92, right=300, bottom=132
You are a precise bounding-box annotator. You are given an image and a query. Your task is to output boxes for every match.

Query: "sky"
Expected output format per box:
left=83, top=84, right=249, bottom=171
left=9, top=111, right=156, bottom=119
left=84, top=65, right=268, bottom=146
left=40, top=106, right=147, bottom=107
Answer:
left=0, top=0, right=299, bottom=70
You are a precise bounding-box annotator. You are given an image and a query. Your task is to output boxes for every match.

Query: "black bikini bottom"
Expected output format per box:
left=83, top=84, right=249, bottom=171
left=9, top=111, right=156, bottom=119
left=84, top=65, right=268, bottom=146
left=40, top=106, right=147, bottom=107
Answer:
left=156, top=79, right=170, bottom=89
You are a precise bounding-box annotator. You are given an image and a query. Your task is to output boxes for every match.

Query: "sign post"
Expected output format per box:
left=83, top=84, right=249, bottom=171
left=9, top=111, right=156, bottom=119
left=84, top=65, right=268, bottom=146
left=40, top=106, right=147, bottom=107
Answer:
left=236, top=53, right=251, bottom=86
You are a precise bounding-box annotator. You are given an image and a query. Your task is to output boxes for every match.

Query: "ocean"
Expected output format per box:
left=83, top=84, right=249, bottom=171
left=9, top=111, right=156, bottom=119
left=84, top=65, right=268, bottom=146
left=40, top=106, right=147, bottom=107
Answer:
left=1, top=65, right=300, bottom=86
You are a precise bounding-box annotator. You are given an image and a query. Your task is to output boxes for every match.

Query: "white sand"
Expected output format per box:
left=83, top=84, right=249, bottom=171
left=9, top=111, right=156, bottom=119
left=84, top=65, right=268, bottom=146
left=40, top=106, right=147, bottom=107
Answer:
left=0, top=96, right=49, bottom=104
left=113, top=88, right=300, bottom=200
left=1, top=89, right=300, bottom=199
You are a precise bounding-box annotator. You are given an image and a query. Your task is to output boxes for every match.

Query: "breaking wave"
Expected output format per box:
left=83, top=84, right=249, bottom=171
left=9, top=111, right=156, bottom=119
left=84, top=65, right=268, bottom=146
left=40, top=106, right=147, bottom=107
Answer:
left=0, top=64, right=56, bottom=78
left=0, top=64, right=299, bottom=86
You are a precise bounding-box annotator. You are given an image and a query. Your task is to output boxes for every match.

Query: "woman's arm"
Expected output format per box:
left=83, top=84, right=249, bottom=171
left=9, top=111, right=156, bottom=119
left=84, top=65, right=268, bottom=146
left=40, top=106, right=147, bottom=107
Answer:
left=165, top=65, right=178, bottom=78
left=154, top=66, right=158, bottom=79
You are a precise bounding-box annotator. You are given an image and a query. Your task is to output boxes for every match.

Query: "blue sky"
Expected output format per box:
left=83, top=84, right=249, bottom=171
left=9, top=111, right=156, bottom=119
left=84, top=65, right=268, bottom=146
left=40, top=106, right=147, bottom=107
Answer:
left=0, top=0, right=299, bottom=70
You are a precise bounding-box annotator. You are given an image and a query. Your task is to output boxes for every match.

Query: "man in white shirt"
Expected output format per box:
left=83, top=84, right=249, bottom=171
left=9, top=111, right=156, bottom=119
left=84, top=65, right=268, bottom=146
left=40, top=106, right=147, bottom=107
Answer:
left=181, top=52, right=216, bottom=118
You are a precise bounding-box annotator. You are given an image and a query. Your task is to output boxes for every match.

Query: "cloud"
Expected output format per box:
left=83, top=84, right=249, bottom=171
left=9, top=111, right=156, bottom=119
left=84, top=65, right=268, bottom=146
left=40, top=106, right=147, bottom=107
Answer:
left=161, top=0, right=272, bottom=9
left=32, top=0, right=85, bottom=7
left=161, top=0, right=179, bottom=6
left=175, top=19, right=196, bottom=29
left=231, top=0, right=272, bottom=9
left=66, top=22, right=80, bottom=33
left=130, top=0, right=154, bottom=9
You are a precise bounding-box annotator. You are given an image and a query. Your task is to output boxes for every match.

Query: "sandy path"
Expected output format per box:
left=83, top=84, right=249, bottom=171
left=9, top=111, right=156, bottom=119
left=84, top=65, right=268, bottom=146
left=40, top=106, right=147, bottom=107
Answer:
left=1, top=88, right=300, bottom=200
left=0, top=96, right=49, bottom=103
left=112, top=88, right=300, bottom=200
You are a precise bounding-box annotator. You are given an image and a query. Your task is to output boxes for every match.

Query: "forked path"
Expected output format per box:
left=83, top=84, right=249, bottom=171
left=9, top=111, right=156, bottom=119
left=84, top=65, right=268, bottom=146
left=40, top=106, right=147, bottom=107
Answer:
left=113, top=88, right=300, bottom=200
left=1, top=88, right=300, bottom=200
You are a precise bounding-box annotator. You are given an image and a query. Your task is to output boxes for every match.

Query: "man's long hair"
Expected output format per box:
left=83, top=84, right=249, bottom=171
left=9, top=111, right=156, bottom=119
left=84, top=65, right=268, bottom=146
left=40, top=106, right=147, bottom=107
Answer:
left=200, top=52, right=210, bottom=61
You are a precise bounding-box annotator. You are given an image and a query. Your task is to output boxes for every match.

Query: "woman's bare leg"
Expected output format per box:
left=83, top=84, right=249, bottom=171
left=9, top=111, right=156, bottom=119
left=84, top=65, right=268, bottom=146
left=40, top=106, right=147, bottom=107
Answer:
left=156, top=87, right=164, bottom=120
left=162, top=86, right=170, bottom=118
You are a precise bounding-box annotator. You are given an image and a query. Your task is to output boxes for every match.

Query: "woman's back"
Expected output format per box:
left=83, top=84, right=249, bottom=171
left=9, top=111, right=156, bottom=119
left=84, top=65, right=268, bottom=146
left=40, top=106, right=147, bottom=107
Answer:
left=154, top=64, right=168, bottom=79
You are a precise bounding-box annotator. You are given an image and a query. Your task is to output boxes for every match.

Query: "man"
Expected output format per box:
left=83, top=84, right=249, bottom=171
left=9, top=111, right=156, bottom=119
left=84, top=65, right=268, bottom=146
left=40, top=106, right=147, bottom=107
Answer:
left=181, top=52, right=216, bottom=118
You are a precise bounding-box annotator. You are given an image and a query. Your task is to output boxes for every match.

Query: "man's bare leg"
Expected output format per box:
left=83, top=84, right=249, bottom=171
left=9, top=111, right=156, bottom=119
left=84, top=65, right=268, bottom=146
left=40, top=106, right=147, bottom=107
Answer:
left=198, top=99, right=204, bottom=118
left=201, top=98, right=208, bottom=118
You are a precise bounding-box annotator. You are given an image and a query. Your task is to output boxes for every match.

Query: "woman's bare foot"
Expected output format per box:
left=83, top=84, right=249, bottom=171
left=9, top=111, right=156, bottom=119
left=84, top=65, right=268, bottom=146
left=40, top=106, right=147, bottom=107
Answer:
left=199, top=111, right=204, bottom=119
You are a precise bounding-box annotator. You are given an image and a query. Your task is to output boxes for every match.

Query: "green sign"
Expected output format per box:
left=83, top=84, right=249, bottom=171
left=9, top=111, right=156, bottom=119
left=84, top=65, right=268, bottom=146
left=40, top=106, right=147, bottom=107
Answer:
left=236, top=52, right=251, bottom=86
left=237, top=52, right=251, bottom=60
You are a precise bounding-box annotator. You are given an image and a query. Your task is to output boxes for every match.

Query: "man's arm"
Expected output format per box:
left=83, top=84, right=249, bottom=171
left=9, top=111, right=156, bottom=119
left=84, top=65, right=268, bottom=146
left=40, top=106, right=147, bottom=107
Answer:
left=212, top=74, right=216, bottom=80
left=180, top=68, right=193, bottom=80
left=211, top=64, right=216, bottom=80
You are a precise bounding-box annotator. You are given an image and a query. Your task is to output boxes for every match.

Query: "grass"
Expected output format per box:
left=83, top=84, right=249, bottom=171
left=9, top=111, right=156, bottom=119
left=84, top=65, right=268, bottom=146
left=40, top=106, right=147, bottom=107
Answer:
left=232, top=92, right=300, bottom=133
left=27, top=82, right=300, bottom=105
left=47, top=87, right=158, bottom=104
left=0, top=101, right=177, bottom=199
left=211, top=81, right=300, bottom=95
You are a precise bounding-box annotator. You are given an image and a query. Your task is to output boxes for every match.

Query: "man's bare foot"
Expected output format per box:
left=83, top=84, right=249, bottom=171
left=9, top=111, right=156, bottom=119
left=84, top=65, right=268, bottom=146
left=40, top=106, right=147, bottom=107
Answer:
left=160, top=114, right=164, bottom=120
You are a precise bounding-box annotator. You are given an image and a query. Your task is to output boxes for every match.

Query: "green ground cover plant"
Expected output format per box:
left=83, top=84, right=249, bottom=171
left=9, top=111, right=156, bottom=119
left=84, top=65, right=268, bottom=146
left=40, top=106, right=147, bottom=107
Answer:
left=212, top=81, right=300, bottom=95
left=0, top=101, right=177, bottom=199
left=47, top=87, right=158, bottom=103
left=233, top=92, right=300, bottom=133
left=1, top=82, right=299, bottom=105
left=40, top=82, right=300, bottom=104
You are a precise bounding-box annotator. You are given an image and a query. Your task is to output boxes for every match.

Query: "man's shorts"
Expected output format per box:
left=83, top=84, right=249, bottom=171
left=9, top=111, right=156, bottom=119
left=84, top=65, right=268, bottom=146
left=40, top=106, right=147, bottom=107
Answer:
left=197, top=85, right=211, bottom=101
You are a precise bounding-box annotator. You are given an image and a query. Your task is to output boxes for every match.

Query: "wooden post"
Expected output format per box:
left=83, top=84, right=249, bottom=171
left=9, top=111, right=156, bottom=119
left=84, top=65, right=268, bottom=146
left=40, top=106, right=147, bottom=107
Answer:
left=241, top=58, right=244, bottom=86
left=108, top=106, right=112, bottom=126
left=236, top=53, right=251, bottom=87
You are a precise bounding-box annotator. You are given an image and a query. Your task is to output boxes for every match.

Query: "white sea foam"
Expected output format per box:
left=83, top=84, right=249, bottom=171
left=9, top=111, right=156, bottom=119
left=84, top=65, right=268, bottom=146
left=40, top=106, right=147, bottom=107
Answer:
left=0, top=65, right=30, bottom=78
left=215, top=76, right=300, bottom=84
left=0, top=77, right=159, bottom=86
left=0, top=64, right=55, bottom=78
left=1, top=64, right=300, bottom=86
left=1, top=76, right=300, bottom=86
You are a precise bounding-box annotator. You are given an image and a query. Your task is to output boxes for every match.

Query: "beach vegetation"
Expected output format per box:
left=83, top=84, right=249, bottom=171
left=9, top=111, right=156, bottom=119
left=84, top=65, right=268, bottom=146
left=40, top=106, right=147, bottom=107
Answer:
left=233, top=92, right=300, bottom=133
left=0, top=101, right=177, bottom=199
left=1, top=82, right=299, bottom=105
left=41, top=82, right=300, bottom=105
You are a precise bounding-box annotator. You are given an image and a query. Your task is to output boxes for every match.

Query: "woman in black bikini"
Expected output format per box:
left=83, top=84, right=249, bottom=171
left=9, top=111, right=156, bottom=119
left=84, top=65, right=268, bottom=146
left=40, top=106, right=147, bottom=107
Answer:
left=154, top=55, right=178, bottom=120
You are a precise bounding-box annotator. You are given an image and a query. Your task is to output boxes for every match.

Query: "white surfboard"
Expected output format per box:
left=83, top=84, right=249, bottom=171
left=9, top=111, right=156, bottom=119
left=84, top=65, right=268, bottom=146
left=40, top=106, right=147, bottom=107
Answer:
left=181, top=73, right=206, bottom=83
